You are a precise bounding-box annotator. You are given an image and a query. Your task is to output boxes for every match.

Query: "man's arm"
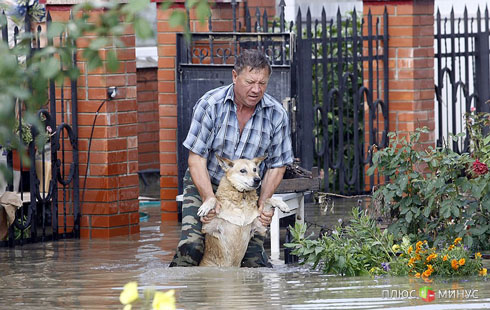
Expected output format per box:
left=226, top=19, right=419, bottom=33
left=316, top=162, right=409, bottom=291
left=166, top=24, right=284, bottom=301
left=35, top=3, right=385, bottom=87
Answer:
left=257, top=166, right=286, bottom=226
left=188, top=151, right=219, bottom=222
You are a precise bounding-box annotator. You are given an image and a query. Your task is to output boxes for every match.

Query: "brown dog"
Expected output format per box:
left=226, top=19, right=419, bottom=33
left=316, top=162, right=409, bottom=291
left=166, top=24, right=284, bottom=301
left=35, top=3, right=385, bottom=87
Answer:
left=197, top=155, right=290, bottom=267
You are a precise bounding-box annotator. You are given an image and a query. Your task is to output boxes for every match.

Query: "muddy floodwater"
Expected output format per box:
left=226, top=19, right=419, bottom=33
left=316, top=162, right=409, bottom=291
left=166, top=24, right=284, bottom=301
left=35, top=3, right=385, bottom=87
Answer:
left=1, top=200, right=489, bottom=309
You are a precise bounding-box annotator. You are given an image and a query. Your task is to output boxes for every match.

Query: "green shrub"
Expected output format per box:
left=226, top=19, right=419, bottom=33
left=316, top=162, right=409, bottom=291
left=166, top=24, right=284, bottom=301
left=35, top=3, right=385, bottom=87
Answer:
left=367, top=115, right=490, bottom=250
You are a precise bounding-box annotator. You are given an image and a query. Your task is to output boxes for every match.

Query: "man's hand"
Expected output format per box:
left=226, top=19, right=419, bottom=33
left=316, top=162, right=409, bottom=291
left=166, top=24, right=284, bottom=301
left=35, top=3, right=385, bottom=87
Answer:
left=258, top=201, right=274, bottom=226
left=200, top=200, right=221, bottom=224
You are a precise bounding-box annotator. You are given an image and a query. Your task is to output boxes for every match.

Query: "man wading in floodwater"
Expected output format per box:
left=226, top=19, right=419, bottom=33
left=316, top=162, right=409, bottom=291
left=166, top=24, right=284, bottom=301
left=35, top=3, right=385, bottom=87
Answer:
left=170, top=49, right=294, bottom=267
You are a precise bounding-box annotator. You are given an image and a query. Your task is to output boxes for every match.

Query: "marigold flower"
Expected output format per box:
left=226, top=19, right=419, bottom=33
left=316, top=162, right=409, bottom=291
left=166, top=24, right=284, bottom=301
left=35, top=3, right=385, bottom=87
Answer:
left=423, top=269, right=432, bottom=278
left=458, top=258, right=465, bottom=266
left=448, top=245, right=455, bottom=251
left=415, top=272, right=421, bottom=278
left=416, top=241, right=423, bottom=249
left=415, top=254, right=422, bottom=261
left=426, top=253, right=437, bottom=262
left=427, top=264, right=434, bottom=272
left=451, top=259, right=459, bottom=270
left=479, top=268, right=487, bottom=276
left=408, top=257, right=415, bottom=267
left=443, top=255, right=448, bottom=261
left=476, top=252, right=482, bottom=259
left=453, top=237, right=462, bottom=245
left=407, top=246, right=413, bottom=254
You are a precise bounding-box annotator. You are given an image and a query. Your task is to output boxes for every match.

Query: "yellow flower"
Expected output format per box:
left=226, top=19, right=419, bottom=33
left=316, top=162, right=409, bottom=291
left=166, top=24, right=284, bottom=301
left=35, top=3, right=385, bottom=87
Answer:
left=454, top=237, right=462, bottom=245
left=451, top=259, right=459, bottom=270
left=458, top=258, right=465, bottom=266
left=415, top=254, right=422, bottom=261
left=427, top=264, right=434, bottom=272
left=448, top=245, right=455, bottom=251
left=392, top=244, right=400, bottom=252
left=415, top=272, right=421, bottom=278
left=153, top=290, right=176, bottom=310
left=479, top=268, right=487, bottom=276
left=120, top=282, right=139, bottom=306
left=422, top=269, right=432, bottom=278
left=476, top=252, right=482, bottom=259
left=407, top=246, right=413, bottom=254
left=443, top=255, right=448, bottom=261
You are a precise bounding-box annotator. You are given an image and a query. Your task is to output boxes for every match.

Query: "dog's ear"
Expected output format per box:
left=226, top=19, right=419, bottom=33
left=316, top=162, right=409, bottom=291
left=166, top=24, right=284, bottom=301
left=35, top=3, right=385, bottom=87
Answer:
left=252, top=156, right=267, bottom=166
left=215, top=154, right=234, bottom=171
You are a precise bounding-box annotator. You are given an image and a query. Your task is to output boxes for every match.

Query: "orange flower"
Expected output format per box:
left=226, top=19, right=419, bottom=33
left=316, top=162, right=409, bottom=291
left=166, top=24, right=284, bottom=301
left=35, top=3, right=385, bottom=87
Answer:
left=458, top=258, right=465, bottom=266
left=415, top=272, right=421, bottom=278
left=416, top=241, right=423, bottom=249
left=407, top=246, right=413, bottom=254
left=426, top=253, right=437, bottom=262
left=454, top=237, right=462, bottom=245
left=448, top=245, right=455, bottom=251
left=415, top=254, right=422, bottom=261
left=476, top=252, right=482, bottom=259
left=451, top=259, right=459, bottom=270
left=422, top=269, right=432, bottom=278
left=427, top=264, right=434, bottom=272
left=408, top=257, right=415, bottom=267
left=443, top=255, right=448, bottom=261
left=479, top=268, right=487, bottom=276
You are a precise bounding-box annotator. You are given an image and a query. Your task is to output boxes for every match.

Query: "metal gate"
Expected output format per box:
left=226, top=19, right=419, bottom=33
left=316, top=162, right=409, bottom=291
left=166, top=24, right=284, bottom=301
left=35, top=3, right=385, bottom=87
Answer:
left=0, top=11, right=79, bottom=247
left=176, top=2, right=292, bottom=196
left=294, top=8, right=389, bottom=194
left=434, top=7, right=490, bottom=153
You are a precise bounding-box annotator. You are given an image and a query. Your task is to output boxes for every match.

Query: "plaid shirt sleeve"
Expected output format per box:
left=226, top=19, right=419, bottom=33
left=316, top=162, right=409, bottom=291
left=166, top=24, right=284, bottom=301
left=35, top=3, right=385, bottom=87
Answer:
left=267, top=108, right=294, bottom=168
left=183, top=99, right=215, bottom=158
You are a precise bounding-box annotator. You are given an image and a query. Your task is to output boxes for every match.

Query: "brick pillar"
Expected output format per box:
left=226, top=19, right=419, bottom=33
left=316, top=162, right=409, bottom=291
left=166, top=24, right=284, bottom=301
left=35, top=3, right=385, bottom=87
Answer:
left=45, top=4, right=140, bottom=238
left=363, top=0, right=436, bottom=145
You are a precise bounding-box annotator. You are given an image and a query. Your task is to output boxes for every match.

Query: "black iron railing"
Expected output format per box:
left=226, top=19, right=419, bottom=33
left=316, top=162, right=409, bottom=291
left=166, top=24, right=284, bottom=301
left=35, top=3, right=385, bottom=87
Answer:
left=434, top=6, right=490, bottom=152
left=0, top=8, right=79, bottom=247
left=294, top=8, right=389, bottom=194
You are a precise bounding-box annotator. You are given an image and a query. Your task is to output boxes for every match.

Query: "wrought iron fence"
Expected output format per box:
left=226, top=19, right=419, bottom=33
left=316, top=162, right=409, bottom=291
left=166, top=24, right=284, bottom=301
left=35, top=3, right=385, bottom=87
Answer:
left=434, top=6, right=490, bottom=152
left=294, top=8, right=389, bottom=194
left=0, top=10, right=79, bottom=247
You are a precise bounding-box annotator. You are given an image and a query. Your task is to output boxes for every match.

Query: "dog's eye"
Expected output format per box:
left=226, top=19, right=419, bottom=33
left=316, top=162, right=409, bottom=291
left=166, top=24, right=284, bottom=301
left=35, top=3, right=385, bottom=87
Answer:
left=253, top=168, right=257, bottom=172
left=240, top=169, right=246, bottom=173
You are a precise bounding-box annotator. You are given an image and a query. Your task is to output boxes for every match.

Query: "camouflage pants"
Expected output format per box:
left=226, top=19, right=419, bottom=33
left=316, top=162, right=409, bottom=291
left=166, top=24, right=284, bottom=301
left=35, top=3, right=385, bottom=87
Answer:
left=169, top=169, right=271, bottom=267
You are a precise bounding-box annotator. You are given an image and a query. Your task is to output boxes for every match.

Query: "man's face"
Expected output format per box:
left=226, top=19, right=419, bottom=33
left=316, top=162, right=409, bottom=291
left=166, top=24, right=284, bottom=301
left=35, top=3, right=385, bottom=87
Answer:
left=232, top=66, right=270, bottom=109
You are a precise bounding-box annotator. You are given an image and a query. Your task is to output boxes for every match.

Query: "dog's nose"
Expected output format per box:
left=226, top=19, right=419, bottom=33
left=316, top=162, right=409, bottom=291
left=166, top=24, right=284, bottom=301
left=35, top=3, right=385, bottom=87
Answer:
left=253, top=177, right=261, bottom=186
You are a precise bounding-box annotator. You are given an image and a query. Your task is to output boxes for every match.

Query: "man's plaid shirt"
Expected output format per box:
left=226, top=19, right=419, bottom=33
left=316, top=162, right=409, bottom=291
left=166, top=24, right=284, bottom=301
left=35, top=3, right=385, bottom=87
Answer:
left=183, top=83, right=294, bottom=185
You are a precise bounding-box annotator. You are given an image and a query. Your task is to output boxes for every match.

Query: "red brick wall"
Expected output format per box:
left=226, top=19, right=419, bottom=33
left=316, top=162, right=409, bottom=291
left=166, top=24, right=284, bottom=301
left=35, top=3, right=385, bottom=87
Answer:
left=46, top=6, right=140, bottom=238
left=363, top=0, right=435, bottom=145
left=137, top=68, right=159, bottom=171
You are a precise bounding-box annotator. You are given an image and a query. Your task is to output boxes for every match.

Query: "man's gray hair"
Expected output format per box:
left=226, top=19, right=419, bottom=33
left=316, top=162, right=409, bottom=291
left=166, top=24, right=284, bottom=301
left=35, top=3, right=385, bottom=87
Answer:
left=234, top=49, right=272, bottom=75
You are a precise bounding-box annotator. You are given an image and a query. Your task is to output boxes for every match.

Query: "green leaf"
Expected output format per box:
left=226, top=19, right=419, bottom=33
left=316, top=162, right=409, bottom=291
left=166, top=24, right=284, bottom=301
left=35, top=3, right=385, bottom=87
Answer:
left=47, top=22, right=66, bottom=39
left=40, top=57, right=60, bottom=79
left=106, top=49, right=119, bottom=72
left=169, top=11, right=187, bottom=28
left=89, top=37, right=108, bottom=50
left=405, top=211, right=413, bottom=224
left=134, top=17, right=154, bottom=39
left=122, top=0, right=150, bottom=14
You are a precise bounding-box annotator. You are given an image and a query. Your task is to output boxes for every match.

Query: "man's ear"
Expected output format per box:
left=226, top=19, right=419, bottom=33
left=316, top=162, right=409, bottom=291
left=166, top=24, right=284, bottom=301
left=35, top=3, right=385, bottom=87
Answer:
left=232, top=69, right=238, bottom=85
left=252, top=156, right=267, bottom=166
left=216, top=154, right=234, bottom=171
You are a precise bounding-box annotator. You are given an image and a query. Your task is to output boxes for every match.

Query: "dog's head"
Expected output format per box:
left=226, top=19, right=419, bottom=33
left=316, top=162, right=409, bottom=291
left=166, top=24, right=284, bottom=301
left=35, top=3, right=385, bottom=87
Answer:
left=216, top=155, right=266, bottom=192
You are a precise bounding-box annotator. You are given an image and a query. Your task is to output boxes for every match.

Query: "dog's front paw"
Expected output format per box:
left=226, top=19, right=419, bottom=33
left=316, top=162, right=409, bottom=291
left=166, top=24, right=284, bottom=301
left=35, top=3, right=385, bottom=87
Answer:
left=266, top=197, right=290, bottom=213
left=197, top=197, right=217, bottom=217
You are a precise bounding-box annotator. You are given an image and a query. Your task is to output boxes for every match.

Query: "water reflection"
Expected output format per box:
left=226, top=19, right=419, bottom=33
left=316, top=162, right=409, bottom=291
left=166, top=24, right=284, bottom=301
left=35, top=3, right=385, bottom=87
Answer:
left=0, top=203, right=489, bottom=309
